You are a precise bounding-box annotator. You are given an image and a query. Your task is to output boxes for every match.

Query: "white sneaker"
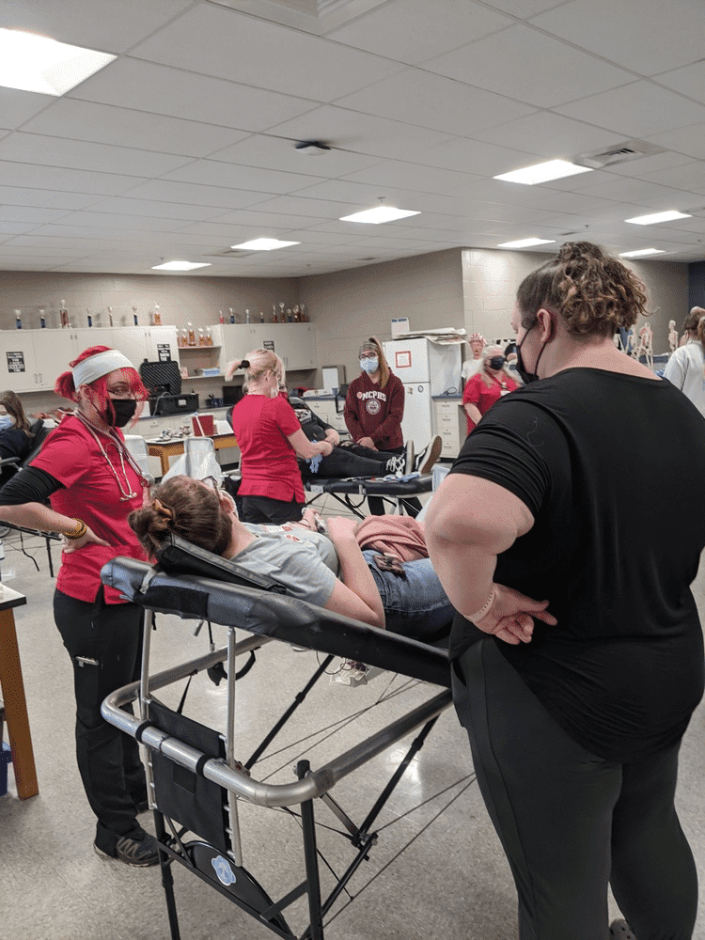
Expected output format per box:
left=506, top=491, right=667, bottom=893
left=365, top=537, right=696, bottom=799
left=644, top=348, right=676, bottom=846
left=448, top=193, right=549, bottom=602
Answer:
left=404, top=440, right=415, bottom=474
left=331, top=660, right=369, bottom=686
left=609, top=920, right=637, bottom=940
left=385, top=454, right=406, bottom=474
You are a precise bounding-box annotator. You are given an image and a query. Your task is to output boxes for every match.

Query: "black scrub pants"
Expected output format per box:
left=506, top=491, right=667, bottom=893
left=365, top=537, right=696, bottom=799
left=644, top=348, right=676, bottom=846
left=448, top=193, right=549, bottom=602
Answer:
left=364, top=445, right=422, bottom=518
left=453, top=639, right=698, bottom=940
left=54, top=588, right=148, bottom=855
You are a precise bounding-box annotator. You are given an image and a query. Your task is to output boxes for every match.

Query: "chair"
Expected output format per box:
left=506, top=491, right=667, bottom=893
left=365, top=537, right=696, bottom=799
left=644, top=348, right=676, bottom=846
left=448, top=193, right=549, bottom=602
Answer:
left=0, top=420, right=59, bottom=575
left=162, top=436, right=223, bottom=484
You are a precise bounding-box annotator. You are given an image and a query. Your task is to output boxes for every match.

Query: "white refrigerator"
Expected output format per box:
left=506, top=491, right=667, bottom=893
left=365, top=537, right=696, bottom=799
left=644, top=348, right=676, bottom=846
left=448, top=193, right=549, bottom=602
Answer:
left=384, top=337, right=461, bottom=451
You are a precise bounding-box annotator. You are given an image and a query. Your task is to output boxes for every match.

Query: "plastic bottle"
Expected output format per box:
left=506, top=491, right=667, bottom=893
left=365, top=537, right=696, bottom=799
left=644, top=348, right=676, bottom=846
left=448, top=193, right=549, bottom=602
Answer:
left=87, top=311, right=93, bottom=327
left=132, top=307, right=138, bottom=326
left=206, top=327, right=213, bottom=347
left=39, top=308, right=46, bottom=329
left=153, top=304, right=162, bottom=326
left=187, top=322, right=196, bottom=346
left=219, top=310, right=225, bottom=324
left=60, top=300, right=68, bottom=329
left=179, top=328, right=188, bottom=348
left=259, top=311, right=264, bottom=323
left=198, top=328, right=206, bottom=347
left=14, top=309, right=21, bottom=329
left=229, top=308, right=235, bottom=324
left=245, top=308, right=251, bottom=324
left=107, top=306, right=113, bottom=327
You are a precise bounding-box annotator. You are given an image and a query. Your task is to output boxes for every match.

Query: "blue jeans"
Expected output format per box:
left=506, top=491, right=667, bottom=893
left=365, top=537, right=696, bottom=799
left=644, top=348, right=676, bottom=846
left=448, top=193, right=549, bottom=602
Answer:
left=363, top=549, right=453, bottom=640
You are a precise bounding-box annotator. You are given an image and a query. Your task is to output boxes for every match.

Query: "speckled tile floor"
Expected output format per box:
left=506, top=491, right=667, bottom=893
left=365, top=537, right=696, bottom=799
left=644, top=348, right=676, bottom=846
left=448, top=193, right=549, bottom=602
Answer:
left=2, top=498, right=705, bottom=940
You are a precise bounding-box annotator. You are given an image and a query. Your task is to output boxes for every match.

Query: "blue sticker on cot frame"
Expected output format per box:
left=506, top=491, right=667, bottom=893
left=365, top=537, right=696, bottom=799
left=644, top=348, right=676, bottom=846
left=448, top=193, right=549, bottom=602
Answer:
left=212, top=855, right=237, bottom=886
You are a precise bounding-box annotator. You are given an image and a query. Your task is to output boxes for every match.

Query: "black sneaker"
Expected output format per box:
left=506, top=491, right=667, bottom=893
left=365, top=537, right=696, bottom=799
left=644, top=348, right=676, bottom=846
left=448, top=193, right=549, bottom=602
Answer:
left=419, top=435, right=442, bottom=474
left=94, top=832, right=160, bottom=867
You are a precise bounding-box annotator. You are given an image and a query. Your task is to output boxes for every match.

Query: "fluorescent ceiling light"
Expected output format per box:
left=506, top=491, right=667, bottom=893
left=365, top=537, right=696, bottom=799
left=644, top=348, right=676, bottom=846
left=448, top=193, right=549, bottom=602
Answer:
left=152, top=261, right=212, bottom=271
left=625, top=210, right=692, bottom=225
left=230, top=238, right=300, bottom=250
left=494, top=159, right=593, bottom=185
left=619, top=248, right=666, bottom=258
left=0, top=28, right=116, bottom=96
left=497, top=237, right=556, bottom=249
left=340, top=206, right=421, bottom=224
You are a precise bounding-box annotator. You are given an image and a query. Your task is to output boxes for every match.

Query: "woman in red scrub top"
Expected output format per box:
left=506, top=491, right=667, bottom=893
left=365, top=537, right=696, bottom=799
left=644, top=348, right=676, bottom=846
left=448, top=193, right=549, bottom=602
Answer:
left=225, top=349, right=332, bottom=524
left=0, top=346, right=159, bottom=868
left=462, top=344, right=519, bottom=435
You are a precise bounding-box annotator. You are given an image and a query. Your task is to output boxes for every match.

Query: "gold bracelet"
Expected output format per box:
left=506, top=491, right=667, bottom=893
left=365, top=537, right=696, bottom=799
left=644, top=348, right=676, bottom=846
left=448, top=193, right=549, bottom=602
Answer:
left=63, top=518, right=87, bottom=540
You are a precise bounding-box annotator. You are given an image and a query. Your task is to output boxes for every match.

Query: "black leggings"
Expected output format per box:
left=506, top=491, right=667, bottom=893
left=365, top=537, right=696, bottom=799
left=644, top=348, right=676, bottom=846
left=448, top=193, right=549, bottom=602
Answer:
left=453, top=639, right=698, bottom=940
left=54, top=589, right=147, bottom=854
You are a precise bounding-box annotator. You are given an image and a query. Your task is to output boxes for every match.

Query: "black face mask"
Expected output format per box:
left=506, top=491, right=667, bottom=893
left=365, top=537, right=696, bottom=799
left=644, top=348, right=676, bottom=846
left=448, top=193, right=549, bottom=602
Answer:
left=109, top=398, right=137, bottom=427
left=515, top=323, right=548, bottom=385
left=488, top=356, right=505, bottom=370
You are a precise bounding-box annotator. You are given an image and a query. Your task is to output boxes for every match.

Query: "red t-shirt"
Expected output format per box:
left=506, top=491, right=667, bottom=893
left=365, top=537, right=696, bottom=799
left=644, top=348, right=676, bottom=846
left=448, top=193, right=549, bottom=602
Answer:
left=462, top=372, right=519, bottom=434
left=343, top=372, right=404, bottom=451
left=31, top=415, right=148, bottom=604
left=229, top=394, right=304, bottom=502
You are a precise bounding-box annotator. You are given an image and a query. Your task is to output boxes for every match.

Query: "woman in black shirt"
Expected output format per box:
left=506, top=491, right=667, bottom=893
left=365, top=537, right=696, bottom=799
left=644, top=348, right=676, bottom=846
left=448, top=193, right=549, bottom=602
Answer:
left=427, top=242, right=705, bottom=940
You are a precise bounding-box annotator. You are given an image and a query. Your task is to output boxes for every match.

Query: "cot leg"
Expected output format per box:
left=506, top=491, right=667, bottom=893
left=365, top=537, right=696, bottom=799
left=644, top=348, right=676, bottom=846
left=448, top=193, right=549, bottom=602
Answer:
left=298, top=760, right=324, bottom=940
left=155, top=812, right=181, bottom=940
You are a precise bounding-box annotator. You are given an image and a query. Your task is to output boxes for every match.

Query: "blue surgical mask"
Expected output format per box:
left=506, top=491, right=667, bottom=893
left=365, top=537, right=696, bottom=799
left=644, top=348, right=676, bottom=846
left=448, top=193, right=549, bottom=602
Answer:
left=360, top=357, right=379, bottom=374
left=0, top=415, right=14, bottom=430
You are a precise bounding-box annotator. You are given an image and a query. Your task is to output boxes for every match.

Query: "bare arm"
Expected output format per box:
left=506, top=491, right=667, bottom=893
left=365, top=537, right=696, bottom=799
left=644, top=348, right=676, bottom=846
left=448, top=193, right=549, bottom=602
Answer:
left=425, top=474, right=555, bottom=645
left=286, top=428, right=333, bottom=460
left=0, top=502, right=109, bottom=550
left=323, top=516, right=385, bottom=628
left=463, top=402, right=482, bottom=427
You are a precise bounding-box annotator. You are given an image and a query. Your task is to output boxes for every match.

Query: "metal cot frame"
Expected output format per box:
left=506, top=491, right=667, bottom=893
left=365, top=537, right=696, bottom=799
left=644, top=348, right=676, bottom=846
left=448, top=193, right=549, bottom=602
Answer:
left=101, top=554, right=453, bottom=940
left=305, top=473, right=433, bottom=518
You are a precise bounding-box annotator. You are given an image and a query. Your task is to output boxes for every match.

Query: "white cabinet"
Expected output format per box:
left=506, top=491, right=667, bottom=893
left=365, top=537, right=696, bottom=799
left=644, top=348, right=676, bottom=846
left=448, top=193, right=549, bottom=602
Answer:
left=73, top=325, right=178, bottom=369
left=434, top=398, right=467, bottom=459
left=217, top=322, right=315, bottom=372
left=0, top=329, right=76, bottom=391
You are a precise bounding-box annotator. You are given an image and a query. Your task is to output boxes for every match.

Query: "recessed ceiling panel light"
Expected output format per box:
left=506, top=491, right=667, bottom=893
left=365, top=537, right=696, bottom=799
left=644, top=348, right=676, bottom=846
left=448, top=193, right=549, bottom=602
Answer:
left=340, top=207, right=421, bottom=224
left=625, top=210, right=692, bottom=225
left=0, top=28, right=116, bottom=96
left=152, top=261, right=212, bottom=271
left=619, top=248, right=666, bottom=258
left=497, top=237, right=556, bottom=249
left=494, top=159, right=593, bottom=185
left=230, top=238, right=300, bottom=250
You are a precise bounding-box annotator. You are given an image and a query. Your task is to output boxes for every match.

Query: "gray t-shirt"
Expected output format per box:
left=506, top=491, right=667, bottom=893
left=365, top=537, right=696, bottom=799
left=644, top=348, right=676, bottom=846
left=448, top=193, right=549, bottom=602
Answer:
left=239, top=523, right=339, bottom=608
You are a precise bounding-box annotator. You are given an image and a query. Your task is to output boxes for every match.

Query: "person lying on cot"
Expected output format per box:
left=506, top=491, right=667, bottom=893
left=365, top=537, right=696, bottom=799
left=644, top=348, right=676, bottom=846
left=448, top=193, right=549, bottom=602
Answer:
left=128, top=475, right=453, bottom=642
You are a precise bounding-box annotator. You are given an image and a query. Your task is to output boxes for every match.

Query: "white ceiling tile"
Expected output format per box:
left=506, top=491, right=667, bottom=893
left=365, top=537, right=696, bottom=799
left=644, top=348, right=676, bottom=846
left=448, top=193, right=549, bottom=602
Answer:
left=0, top=88, right=56, bottom=131
left=424, top=24, right=634, bottom=108
left=530, top=0, right=705, bottom=75
left=335, top=69, right=536, bottom=136
left=482, top=0, right=568, bottom=14
left=406, top=137, right=540, bottom=178
left=0, top=161, right=146, bottom=196
left=162, top=160, right=328, bottom=194
left=130, top=4, right=402, bottom=101
left=116, top=180, right=279, bottom=210
left=327, top=0, right=512, bottom=64
left=0, top=206, right=69, bottom=224
left=655, top=61, right=705, bottom=101
left=647, top=124, right=705, bottom=162
left=472, top=112, right=622, bottom=158
left=0, top=186, right=104, bottom=211
left=555, top=81, right=705, bottom=139
left=83, top=197, right=227, bottom=222
left=54, top=212, right=193, bottom=232
left=571, top=176, right=694, bottom=205
left=0, top=133, right=192, bottom=178
left=71, top=59, right=317, bottom=131
left=636, top=162, right=705, bottom=193
left=21, top=100, right=250, bottom=158
left=342, top=161, right=484, bottom=196
left=0, top=0, right=195, bottom=54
